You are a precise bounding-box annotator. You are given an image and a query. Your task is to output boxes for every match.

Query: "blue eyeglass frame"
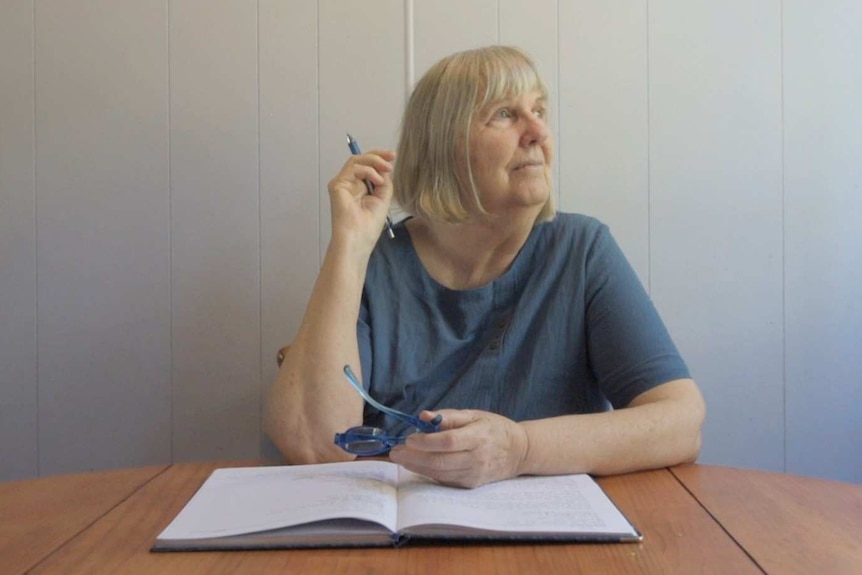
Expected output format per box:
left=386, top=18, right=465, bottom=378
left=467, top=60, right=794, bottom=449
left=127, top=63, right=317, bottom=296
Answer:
left=333, top=365, right=440, bottom=456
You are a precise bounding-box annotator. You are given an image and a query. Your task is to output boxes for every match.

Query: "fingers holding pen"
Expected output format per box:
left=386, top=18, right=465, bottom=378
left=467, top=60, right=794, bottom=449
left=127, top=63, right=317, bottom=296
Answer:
left=359, top=149, right=397, bottom=177
left=331, top=150, right=397, bottom=196
left=328, top=149, right=397, bottom=246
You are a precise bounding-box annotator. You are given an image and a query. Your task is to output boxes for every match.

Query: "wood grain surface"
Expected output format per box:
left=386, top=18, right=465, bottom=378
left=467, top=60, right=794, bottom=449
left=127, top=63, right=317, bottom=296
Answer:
left=672, top=463, right=862, bottom=575
left=15, top=463, right=762, bottom=575
left=0, top=465, right=166, bottom=575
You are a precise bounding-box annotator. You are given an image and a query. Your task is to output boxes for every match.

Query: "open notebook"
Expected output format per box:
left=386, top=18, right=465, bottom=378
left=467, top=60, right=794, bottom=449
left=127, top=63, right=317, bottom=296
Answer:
left=152, top=460, right=641, bottom=550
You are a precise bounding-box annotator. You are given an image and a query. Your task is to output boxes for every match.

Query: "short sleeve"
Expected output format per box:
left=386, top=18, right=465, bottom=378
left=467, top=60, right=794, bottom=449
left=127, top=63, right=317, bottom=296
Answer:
left=357, top=292, right=373, bottom=391
left=584, top=225, right=690, bottom=407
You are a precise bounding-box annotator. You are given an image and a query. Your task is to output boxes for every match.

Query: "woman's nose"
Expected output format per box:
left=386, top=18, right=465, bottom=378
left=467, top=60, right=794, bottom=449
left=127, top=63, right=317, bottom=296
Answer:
left=520, top=115, right=550, bottom=147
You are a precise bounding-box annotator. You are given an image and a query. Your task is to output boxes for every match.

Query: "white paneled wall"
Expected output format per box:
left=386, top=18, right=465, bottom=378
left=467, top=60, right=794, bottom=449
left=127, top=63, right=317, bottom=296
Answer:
left=414, top=0, right=498, bottom=79
left=169, top=0, right=261, bottom=462
left=259, top=0, right=320, bottom=457
left=783, top=0, right=862, bottom=482
left=34, top=1, right=172, bottom=475
left=558, top=1, right=650, bottom=282
left=318, top=0, right=407, bottom=257
left=1, top=0, right=860, bottom=484
left=649, top=1, right=785, bottom=470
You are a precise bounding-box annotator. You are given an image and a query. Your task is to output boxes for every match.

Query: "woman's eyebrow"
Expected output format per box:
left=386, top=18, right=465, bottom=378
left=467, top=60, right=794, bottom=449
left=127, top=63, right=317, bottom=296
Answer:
left=477, top=100, right=509, bottom=119
left=479, top=93, right=545, bottom=117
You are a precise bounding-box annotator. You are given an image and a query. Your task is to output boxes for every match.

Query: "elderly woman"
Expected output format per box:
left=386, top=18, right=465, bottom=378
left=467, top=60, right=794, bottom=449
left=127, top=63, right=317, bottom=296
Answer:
left=265, top=46, right=705, bottom=488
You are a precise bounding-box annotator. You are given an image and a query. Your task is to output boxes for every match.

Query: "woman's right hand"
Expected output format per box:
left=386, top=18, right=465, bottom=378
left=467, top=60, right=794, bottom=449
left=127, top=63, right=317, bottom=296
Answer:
left=327, top=149, right=396, bottom=252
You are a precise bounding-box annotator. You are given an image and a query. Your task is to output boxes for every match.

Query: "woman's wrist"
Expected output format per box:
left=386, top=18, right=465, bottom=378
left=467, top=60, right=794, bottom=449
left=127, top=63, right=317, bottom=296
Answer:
left=325, top=232, right=375, bottom=274
left=513, top=422, right=533, bottom=478
left=330, top=224, right=382, bottom=260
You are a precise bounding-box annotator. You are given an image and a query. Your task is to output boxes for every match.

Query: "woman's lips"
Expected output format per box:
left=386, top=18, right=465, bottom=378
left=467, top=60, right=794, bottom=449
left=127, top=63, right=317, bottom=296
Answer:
left=513, top=161, right=544, bottom=171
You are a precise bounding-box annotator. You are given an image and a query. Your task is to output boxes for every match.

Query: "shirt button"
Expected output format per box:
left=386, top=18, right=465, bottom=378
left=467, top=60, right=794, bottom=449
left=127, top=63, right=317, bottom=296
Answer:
left=489, top=340, right=501, bottom=350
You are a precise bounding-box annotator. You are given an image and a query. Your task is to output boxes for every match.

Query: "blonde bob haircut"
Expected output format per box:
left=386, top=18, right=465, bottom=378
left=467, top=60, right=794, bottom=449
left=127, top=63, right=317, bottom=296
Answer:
left=393, top=45, right=555, bottom=224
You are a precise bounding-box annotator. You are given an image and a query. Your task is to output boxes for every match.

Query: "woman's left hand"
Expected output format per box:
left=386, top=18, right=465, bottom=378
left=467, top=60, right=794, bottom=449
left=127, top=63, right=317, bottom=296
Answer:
left=388, top=409, right=529, bottom=488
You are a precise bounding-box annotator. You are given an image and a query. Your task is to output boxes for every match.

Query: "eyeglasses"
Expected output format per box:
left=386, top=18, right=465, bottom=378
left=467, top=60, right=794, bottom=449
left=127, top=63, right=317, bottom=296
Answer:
left=334, top=365, right=440, bottom=456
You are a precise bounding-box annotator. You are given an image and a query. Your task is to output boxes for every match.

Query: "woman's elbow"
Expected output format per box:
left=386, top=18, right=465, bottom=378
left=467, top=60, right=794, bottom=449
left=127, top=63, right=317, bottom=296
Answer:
left=682, top=390, right=707, bottom=463
left=275, top=436, right=355, bottom=466
left=263, top=403, right=355, bottom=466
left=265, top=423, right=353, bottom=465
left=682, top=429, right=704, bottom=464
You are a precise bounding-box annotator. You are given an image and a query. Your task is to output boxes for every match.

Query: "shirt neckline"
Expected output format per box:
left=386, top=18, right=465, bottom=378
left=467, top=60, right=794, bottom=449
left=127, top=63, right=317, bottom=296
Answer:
left=395, top=216, right=546, bottom=300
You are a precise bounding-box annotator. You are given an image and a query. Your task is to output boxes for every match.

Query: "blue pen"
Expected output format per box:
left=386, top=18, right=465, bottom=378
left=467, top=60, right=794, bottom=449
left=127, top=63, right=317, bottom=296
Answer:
left=346, top=133, right=395, bottom=239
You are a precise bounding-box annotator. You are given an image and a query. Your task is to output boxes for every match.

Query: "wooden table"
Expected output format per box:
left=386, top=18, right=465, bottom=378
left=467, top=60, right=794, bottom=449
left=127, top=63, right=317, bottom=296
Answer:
left=2, top=462, right=861, bottom=575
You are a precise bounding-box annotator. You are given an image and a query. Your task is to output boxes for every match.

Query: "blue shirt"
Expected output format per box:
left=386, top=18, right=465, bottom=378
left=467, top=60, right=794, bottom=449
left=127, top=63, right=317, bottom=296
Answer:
left=357, top=212, right=690, bottom=435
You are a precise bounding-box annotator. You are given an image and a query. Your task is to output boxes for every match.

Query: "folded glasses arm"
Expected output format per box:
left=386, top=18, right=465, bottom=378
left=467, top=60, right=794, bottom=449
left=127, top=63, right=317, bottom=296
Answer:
left=343, top=365, right=439, bottom=433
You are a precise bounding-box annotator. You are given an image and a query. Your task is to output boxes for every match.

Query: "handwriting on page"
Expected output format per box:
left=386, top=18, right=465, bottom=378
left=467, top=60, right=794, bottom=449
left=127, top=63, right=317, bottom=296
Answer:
left=410, top=487, right=601, bottom=527
left=159, top=463, right=400, bottom=539
left=397, top=473, right=630, bottom=533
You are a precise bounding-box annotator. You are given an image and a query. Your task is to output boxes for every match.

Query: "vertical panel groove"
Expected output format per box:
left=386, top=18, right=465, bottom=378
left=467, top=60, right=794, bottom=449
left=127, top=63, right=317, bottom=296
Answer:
left=317, top=0, right=322, bottom=267
left=167, top=0, right=174, bottom=465
left=405, top=0, right=414, bottom=95
left=316, top=0, right=320, bottom=265
left=645, top=0, right=652, bottom=295
left=554, top=0, right=563, bottom=214
left=779, top=0, right=786, bottom=474
left=555, top=0, right=560, bottom=205
left=33, top=0, right=41, bottom=477
left=256, top=0, right=263, bottom=459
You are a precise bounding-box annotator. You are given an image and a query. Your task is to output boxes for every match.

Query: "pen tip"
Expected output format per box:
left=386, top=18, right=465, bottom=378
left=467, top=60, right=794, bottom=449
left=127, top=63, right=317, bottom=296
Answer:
left=346, top=132, right=353, bottom=143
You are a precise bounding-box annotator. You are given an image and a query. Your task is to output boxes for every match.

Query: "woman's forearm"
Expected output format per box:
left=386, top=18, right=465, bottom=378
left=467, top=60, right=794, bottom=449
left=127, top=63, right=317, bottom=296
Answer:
left=518, top=379, right=705, bottom=477
left=264, top=239, right=371, bottom=464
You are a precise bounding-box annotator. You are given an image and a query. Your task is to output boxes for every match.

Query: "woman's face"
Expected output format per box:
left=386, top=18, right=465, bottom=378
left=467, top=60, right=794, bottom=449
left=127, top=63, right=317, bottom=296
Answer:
left=465, top=90, right=554, bottom=218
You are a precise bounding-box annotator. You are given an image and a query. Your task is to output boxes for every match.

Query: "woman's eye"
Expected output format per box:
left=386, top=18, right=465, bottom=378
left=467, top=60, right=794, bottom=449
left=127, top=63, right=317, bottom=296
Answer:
left=494, top=108, right=512, bottom=120
left=534, top=107, right=546, bottom=119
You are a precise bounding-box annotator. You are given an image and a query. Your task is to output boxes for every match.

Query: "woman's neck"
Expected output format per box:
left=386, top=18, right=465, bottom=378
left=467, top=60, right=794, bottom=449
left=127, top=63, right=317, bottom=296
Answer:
left=406, top=209, right=539, bottom=290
